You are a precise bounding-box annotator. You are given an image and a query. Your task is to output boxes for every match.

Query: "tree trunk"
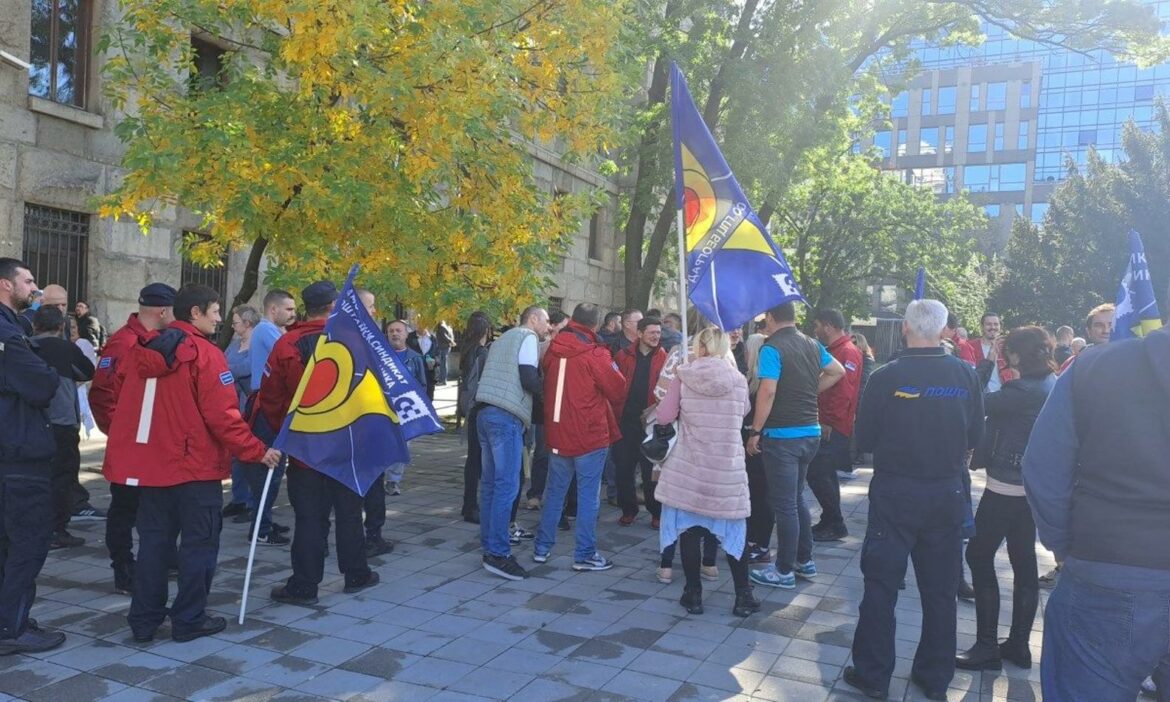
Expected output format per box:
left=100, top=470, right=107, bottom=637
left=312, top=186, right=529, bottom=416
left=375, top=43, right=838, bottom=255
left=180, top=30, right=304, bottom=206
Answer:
left=217, top=236, right=269, bottom=349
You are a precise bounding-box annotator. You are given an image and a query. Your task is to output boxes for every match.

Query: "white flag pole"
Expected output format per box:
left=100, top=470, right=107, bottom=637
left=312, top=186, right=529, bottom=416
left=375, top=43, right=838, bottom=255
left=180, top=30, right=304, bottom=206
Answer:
left=676, top=206, right=689, bottom=345
left=238, top=466, right=275, bottom=625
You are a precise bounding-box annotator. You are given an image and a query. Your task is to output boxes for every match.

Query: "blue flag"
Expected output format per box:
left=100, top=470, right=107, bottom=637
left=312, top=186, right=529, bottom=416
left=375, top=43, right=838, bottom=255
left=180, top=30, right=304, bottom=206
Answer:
left=670, top=63, right=805, bottom=330
left=914, top=267, right=926, bottom=300
left=1112, top=230, right=1163, bottom=340
left=273, top=266, right=442, bottom=496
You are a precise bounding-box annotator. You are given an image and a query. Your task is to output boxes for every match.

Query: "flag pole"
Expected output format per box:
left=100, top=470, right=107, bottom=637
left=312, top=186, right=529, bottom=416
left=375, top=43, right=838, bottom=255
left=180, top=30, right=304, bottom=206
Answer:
left=676, top=206, right=688, bottom=345
left=238, top=466, right=275, bottom=625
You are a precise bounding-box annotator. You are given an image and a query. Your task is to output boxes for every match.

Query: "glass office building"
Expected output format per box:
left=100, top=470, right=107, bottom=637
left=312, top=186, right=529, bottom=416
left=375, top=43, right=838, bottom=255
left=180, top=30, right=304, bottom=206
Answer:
left=869, top=1, right=1170, bottom=248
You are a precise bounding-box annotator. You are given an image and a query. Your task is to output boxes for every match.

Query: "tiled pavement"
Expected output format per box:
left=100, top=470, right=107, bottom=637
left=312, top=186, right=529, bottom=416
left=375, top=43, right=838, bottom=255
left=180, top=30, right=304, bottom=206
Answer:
left=1, top=429, right=1052, bottom=701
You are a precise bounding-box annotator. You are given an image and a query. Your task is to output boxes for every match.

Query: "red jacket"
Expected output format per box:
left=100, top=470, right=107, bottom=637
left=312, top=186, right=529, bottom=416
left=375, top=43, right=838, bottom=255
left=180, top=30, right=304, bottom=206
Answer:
left=615, top=344, right=667, bottom=409
left=89, top=314, right=156, bottom=434
left=542, top=321, right=628, bottom=457
left=103, top=321, right=267, bottom=487
left=819, top=334, right=863, bottom=436
left=964, top=337, right=1018, bottom=384
left=255, top=319, right=326, bottom=445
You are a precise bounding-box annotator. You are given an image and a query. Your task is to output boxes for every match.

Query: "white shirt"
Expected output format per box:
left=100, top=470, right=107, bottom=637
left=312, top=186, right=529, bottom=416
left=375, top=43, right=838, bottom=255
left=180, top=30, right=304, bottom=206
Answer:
left=517, top=334, right=538, bottom=367
left=418, top=334, right=433, bottom=356
left=982, top=340, right=1002, bottom=392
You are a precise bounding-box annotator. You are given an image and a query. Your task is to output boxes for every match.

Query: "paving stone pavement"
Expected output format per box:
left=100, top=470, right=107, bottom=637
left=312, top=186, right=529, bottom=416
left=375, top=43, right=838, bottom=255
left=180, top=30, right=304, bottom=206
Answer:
left=1, top=428, right=1054, bottom=701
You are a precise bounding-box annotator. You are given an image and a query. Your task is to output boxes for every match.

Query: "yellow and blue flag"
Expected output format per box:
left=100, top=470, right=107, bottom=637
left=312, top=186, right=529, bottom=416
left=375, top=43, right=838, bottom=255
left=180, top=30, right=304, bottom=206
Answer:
left=1112, top=230, right=1163, bottom=340
left=670, top=63, right=805, bottom=330
left=273, top=266, right=442, bottom=496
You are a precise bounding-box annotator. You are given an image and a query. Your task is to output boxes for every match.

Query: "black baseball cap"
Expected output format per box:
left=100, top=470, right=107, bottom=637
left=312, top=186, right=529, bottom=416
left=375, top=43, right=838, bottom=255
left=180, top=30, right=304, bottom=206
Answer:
left=138, top=283, right=177, bottom=307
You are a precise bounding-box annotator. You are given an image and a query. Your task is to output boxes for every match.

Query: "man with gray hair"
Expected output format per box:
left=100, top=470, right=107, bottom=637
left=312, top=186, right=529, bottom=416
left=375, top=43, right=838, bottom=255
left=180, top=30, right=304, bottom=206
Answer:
left=844, top=299, right=984, bottom=701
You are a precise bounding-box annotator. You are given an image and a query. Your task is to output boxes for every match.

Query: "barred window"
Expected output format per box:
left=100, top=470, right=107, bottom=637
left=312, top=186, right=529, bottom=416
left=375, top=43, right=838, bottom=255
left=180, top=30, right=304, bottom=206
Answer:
left=22, top=203, right=88, bottom=303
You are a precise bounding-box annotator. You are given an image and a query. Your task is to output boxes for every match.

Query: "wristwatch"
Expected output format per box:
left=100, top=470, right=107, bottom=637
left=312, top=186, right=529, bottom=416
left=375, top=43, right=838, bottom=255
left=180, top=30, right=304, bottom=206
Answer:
left=747, top=428, right=761, bottom=437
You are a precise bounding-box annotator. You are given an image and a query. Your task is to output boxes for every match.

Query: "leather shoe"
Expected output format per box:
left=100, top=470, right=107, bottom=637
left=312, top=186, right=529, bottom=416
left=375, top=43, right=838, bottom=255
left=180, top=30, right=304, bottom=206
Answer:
left=0, top=625, right=67, bottom=655
left=343, top=570, right=381, bottom=594
left=911, top=673, right=948, bottom=701
left=842, top=666, right=886, bottom=699
left=270, top=586, right=319, bottom=606
left=172, top=616, right=226, bottom=643
left=811, top=524, right=848, bottom=542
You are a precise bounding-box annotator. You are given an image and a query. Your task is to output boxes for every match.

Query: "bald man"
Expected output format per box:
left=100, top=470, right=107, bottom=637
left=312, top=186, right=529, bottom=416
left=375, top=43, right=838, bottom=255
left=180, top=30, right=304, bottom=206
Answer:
left=18, top=284, right=68, bottom=335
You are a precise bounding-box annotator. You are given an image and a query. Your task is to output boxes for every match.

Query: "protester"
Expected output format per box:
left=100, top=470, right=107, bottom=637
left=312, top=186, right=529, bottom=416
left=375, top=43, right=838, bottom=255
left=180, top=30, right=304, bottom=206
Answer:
left=1069, top=336, right=1086, bottom=355
left=262, top=282, right=380, bottom=604
left=742, top=333, right=772, bottom=565
left=956, top=326, right=1055, bottom=671
left=0, top=258, right=68, bottom=655
left=598, top=312, right=622, bottom=348
left=458, top=312, right=492, bottom=524
left=609, top=308, right=642, bottom=355
left=531, top=303, right=627, bottom=572
left=407, top=325, right=438, bottom=400
left=614, top=316, right=666, bottom=527
left=660, top=312, right=684, bottom=352
left=965, top=313, right=1016, bottom=391
left=474, top=305, right=549, bottom=580
left=1052, top=325, right=1074, bottom=366
left=526, top=310, right=568, bottom=511
left=729, top=327, right=747, bottom=373
left=844, top=299, right=984, bottom=701
left=808, top=309, right=862, bottom=543
left=32, top=307, right=95, bottom=550
left=653, top=326, right=759, bottom=616
left=1024, top=326, right=1170, bottom=701
left=357, top=292, right=396, bottom=557
left=104, top=285, right=281, bottom=643
left=434, top=321, right=454, bottom=386
left=222, top=305, right=260, bottom=522
left=1057, top=302, right=1114, bottom=374
left=382, top=319, right=427, bottom=498
left=850, top=332, right=876, bottom=468
left=745, top=302, right=844, bottom=589
left=90, top=282, right=176, bottom=595
left=73, top=300, right=105, bottom=349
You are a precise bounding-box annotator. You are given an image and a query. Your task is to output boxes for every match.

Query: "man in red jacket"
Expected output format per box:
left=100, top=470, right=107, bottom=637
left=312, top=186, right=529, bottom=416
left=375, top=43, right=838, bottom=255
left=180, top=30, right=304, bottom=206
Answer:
left=105, top=285, right=280, bottom=643
left=90, top=282, right=175, bottom=594
left=263, top=282, right=380, bottom=606
left=809, top=309, right=863, bottom=542
left=965, top=313, right=1016, bottom=390
left=614, top=316, right=667, bottom=527
left=532, top=303, right=628, bottom=571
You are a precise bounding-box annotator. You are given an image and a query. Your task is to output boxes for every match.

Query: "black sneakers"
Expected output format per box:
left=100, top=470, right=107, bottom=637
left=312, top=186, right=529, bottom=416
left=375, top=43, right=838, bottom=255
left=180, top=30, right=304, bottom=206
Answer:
left=50, top=529, right=85, bottom=549
left=172, top=616, right=226, bottom=643
left=364, top=536, right=395, bottom=558
left=270, top=586, right=319, bottom=606
left=0, top=622, right=66, bottom=655
left=483, top=554, right=529, bottom=581
left=344, top=571, right=381, bottom=594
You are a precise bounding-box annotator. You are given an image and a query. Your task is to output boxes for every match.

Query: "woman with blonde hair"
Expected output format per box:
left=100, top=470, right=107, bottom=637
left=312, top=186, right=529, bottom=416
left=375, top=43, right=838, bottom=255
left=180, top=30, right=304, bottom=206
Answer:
left=655, top=326, right=759, bottom=616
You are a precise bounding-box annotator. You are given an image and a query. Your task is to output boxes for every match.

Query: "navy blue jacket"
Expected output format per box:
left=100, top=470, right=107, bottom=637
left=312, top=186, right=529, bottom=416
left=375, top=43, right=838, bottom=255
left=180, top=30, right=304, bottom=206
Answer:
left=0, top=303, right=60, bottom=470
left=855, top=347, right=984, bottom=480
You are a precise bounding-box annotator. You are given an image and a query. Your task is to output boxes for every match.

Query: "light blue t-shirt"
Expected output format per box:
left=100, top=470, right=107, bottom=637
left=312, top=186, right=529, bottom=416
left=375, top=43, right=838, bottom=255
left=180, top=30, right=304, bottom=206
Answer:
left=757, top=341, right=833, bottom=439
left=250, top=319, right=283, bottom=387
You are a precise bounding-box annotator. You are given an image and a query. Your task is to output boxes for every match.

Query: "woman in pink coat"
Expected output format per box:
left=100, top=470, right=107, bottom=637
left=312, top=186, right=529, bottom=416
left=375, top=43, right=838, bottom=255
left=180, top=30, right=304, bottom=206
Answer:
left=655, top=326, right=759, bottom=617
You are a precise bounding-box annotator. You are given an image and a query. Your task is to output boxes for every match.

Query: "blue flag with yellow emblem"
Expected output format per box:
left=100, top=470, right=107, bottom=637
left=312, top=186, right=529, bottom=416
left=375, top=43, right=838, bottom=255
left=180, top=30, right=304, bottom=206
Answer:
left=273, top=266, right=442, bottom=496
left=670, top=63, right=805, bottom=330
left=1112, top=230, right=1163, bottom=341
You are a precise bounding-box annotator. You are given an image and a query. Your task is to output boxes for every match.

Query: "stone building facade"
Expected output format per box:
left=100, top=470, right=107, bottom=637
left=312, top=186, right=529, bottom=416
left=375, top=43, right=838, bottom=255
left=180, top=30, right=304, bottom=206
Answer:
left=1, top=0, right=623, bottom=328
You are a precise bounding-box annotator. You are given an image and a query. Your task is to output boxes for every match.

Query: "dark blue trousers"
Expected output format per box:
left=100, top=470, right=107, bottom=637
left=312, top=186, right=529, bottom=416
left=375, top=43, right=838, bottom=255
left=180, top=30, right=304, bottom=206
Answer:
left=852, top=474, right=965, bottom=694
left=128, top=481, right=222, bottom=637
left=285, top=468, right=370, bottom=597
left=0, top=472, right=52, bottom=639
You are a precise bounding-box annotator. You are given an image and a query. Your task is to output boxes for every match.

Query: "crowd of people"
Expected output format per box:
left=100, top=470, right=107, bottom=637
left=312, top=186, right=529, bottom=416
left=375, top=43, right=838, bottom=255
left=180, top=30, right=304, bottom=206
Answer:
left=0, top=255, right=1166, bottom=701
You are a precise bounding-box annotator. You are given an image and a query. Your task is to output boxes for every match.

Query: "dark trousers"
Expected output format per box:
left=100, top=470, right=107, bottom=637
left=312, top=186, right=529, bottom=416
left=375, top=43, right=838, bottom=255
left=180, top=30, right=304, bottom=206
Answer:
left=661, top=531, right=716, bottom=568
left=364, top=474, right=386, bottom=540
left=808, top=430, right=850, bottom=530
left=679, top=527, right=749, bottom=592
left=128, top=481, right=222, bottom=636
left=615, top=422, right=658, bottom=519
left=527, top=424, right=548, bottom=500
left=285, top=468, right=371, bottom=597
left=965, top=490, right=1039, bottom=639
left=462, top=407, right=482, bottom=517
left=242, top=462, right=285, bottom=538
left=436, top=348, right=450, bottom=384
left=106, top=482, right=139, bottom=567
left=0, top=472, right=52, bottom=639
left=852, top=475, right=964, bottom=694
left=745, top=451, right=772, bottom=548
left=50, top=425, right=81, bottom=532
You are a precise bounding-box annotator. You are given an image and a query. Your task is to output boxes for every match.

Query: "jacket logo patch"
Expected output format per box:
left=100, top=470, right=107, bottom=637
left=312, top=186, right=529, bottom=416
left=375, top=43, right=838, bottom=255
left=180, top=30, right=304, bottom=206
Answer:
left=894, top=385, right=969, bottom=399
left=98, top=357, right=112, bottom=369
left=894, top=386, right=921, bottom=399
left=219, top=371, right=234, bottom=386
left=844, top=361, right=857, bottom=372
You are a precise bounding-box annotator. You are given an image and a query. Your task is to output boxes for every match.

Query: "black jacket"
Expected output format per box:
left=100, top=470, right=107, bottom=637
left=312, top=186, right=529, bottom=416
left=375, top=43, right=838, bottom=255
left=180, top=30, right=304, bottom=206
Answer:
left=0, top=304, right=60, bottom=469
left=972, top=375, right=1055, bottom=486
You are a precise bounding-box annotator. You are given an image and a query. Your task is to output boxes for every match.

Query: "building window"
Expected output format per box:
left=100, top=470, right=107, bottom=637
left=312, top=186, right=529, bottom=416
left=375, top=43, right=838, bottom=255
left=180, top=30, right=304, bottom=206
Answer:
left=937, top=86, right=956, bottom=115
left=987, top=82, right=1007, bottom=110
left=587, top=211, right=602, bottom=261
left=967, top=123, right=987, bottom=152
left=1078, top=129, right=1098, bottom=145
left=191, top=36, right=228, bottom=91
left=919, top=127, right=939, bottom=155
left=944, top=126, right=954, bottom=154
left=180, top=232, right=230, bottom=305
left=1020, top=81, right=1032, bottom=108
left=548, top=296, right=564, bottom=313
left=897, top=129, right=907, bottom=156
left=1031, top=202, right=1050, bottom=224
left=22, top=204, right=89, bottom=303
left=969, top=84, right=980, bottom=111
left=963, top=163, right=1027, bottom=192
left=891, top=92, right=909, bottom=117
left=873, top=131, right=891, bottom=157
left=920, top=88, right=932, bottom=116
left=1135, top=84, right=1155, bottom=101
left=994, top=123, right=1005, bottom=151
left=896, top=166, right=955, bottom=195
left=1018, top=122, right=1029, bottom=149
left=984, top=204, right=1000, bottom=218
left=29, top=0, right=91, bottom=107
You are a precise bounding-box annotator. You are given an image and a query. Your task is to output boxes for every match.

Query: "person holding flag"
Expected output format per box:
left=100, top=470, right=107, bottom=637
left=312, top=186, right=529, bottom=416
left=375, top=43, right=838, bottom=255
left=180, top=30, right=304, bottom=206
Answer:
left=1112, top=230, right=1163, bottom=341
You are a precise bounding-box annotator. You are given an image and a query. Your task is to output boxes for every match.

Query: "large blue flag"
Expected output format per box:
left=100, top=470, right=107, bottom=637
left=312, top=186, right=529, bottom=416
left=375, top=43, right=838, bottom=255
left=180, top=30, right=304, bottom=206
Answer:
left=670, top=63, right=805, bottom=330
left=273, top=266, right=442, bottom=496
left=1112, top=230, right=1163, bottom=340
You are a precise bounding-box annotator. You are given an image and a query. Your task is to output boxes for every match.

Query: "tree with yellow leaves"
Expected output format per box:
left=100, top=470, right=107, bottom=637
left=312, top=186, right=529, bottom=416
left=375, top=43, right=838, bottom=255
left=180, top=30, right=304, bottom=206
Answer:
left=98, top=0, right=629, bottom=329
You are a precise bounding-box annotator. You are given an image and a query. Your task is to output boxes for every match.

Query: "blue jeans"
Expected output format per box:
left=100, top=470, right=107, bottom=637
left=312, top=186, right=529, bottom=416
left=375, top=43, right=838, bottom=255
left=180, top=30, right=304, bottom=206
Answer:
left=1043, top=559, right=1170, bottom=702
left=477, top=406, right=524, bottom=558
left=761, top=436, right=820, bottom=574
left=535, top=447, right=607, bottom=562
left=229, top=459, right=252, bottom=505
